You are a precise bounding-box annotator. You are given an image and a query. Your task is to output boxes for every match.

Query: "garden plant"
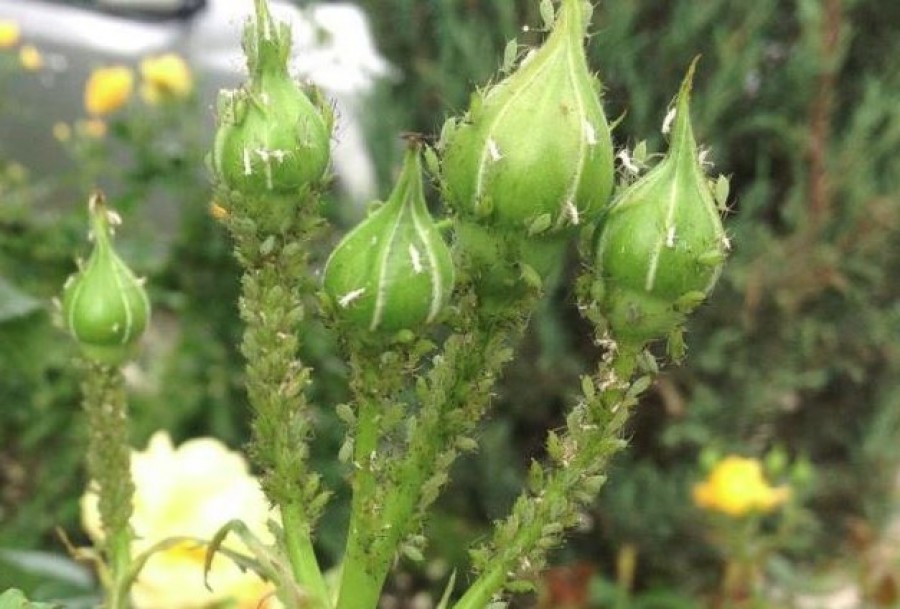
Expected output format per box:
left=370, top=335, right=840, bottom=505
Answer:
left=0, top=0, right=734, bottom=606
left=3, top=0, right=898, bottom=607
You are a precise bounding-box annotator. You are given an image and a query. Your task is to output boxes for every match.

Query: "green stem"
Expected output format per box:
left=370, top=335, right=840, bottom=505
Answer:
left=452, top=345, right=642, bottom=609
left=282, top=505, right=331, bottom=608
left=81, top=363, right=134, bottom=609
left=229, top=211, right=331, bottom=608
left=334, top=292, right=532, bottom=609
left=335, top=393, right=383, bottom=609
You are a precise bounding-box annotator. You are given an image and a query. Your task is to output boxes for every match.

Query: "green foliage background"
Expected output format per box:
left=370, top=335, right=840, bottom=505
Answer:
left=1, top=0, right=899, bottom=603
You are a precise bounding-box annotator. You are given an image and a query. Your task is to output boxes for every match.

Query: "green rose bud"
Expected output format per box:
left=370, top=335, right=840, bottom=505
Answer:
left=323, top=144, right=455, bottom=333
left=211, top=0, right=330, bottom=197
left=441, top=0, right=614, bottom=233
left=594, top=59, right=728, bottom=345
left=62, top=192, right=150, bottom=365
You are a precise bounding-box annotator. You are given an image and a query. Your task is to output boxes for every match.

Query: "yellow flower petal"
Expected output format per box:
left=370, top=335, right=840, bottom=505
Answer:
left=84, top=65, right=134, bottom=116
left=693, top=455, right=790, bottom=517
left=19, top=44, right=43, bottom=71
left=0, top=20, right=19, bottom=48
left=139, top=53, right=193, bottom=104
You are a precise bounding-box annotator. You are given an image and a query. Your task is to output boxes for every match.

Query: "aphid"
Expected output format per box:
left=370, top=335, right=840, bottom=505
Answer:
left=540, top=0, right=555, bottom=29
left=502, top=39, right=518, bottom=74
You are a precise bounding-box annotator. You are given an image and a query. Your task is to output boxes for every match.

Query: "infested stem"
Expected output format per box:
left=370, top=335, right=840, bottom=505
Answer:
left=453, top=333, right=645, bottom=609
left=335, top=283, right=535, bottom=609
left=81, top=362, right=134, bottom=609
left=228, top=209, right=331, bottom=608
left=335, top=356, right=388, bottom=609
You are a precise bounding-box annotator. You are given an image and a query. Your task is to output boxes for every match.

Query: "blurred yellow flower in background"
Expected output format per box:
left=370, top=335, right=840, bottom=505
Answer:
left=79, top=118, right=108, bottom=139
left=52, top=121, right=72, bottom=143
left=693, top=455, right=790, bottom=517
left=0, top=20, right=19, bottom=48
left=18, top=44, right=43, bottom=71
left=84, top=65, right=134, bottom=116
left=139, top=53, right=193, bottom=104
left=82, top=431, right=279, bottom=609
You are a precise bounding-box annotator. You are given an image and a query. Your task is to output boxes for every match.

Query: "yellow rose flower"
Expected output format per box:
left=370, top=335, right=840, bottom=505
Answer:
left=19, top=44, right=43, bottom=71
left=139, top=53, right=193, bottom=104
left=0, top=20, right=19, bottom=48
left=84, top=65, right=134, bottom=116
left=81, top=431, right=279, bottom=609
left=693, top=455, right=790, bottom=517
left=77, top=118, right=108, bottom=139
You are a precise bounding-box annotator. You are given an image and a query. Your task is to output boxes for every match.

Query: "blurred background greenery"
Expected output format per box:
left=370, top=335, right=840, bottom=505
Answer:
left=1, top=0, right=899, bottom=606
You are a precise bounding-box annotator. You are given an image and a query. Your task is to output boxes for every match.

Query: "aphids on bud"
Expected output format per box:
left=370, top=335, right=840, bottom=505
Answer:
left=441, top=0, right=614, bottom=233
left=211, top=0, right=330, bottom=197
left=323, top=144, right=455, bottom=333
left=593, top=59, right=727, bottom=345
left=62, top=192, right=150, bottom=365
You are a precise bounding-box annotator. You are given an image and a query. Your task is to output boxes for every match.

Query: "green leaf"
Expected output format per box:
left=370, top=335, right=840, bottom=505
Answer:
left=0, top=589, right=63, bottom=609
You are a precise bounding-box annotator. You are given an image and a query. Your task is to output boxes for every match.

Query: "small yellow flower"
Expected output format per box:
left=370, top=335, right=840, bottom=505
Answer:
left=19, top=44, right=43, bottom=71
left=139, top=53, right=193, bottom=104
left=52, top=121, right=72, bottom=142
left=76, top=118, right=108, bottom=139
left=84, top=65, right=134, bottom=116
left=81, top=431, right=279, bottom=609
left=0, top=20, right=19, bottom=48
left=693, top=455, right=790, bottom=517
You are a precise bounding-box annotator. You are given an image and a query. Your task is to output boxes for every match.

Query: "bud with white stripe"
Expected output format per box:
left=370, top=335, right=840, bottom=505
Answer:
left=323, top=144, right=455, bottom=333
left=594, top=59, right=728, bottom=344
left=62, top=192, right=150, bottom=365
left=211, top=0, right=330, bottom=198
left=440, top=0, right=614, bottom=233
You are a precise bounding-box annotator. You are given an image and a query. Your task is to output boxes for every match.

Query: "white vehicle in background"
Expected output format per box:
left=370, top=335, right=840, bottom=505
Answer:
left=0, top=0, right=391, bottom=204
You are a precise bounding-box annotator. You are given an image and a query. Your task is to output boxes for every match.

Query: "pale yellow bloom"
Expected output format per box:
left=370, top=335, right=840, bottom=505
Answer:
left=81, top=431, right=279, bottom=609
left=84, top=65, right=134, bottom=116
left=18, top=44, right=43, bottom=71
left=139, top=53, right=193, bottom=104
left=53, top=121, right=72, bottom=142
left=693, top=455, right=790, bottom=517
left=0, top=20, right=19, bottom=48
left=79, top=118, right=108, bottom=139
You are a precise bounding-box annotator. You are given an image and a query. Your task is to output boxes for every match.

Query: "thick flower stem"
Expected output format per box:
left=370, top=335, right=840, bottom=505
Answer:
left=81, top=362, right=134, bottom=609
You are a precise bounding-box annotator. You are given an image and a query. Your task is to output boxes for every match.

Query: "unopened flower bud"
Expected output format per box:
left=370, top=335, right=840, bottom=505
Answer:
left=211, top=0, right=330, bottom=197
left=62, top=193, right=150, bottom=365
left=323, top=144, right=455, bottom=333
left=594, top=60, right=727, bottom=344
left=441, top=0, right=614, bottom=233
